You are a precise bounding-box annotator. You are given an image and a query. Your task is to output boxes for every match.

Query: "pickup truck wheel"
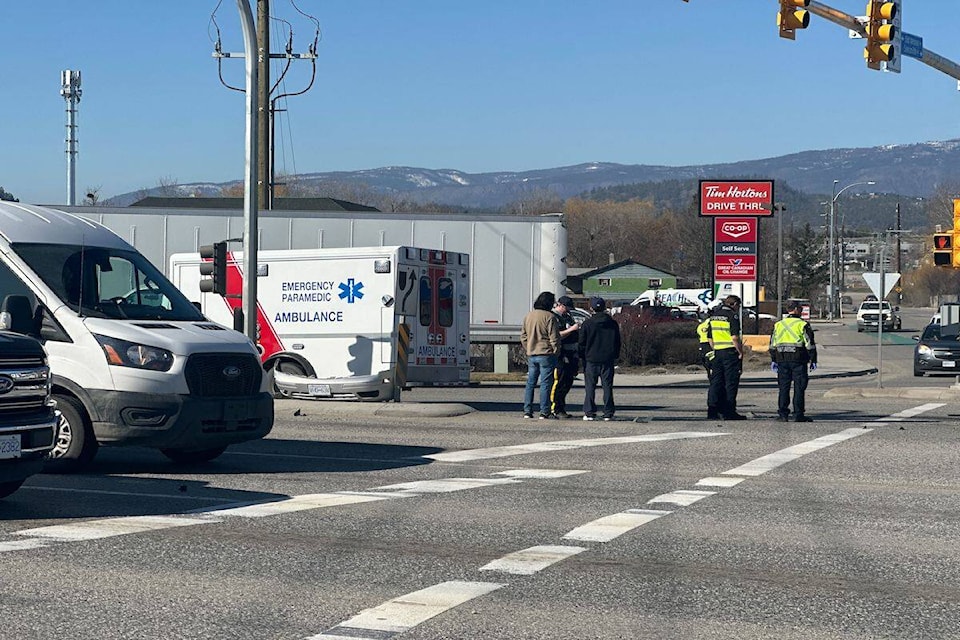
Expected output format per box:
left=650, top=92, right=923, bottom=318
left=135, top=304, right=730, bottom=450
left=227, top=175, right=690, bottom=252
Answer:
left=274, top=361, right=306, bottom=398
left=160, top=446, right=227, bottom=464
left=0, top=480, right=26, bottom=499
left=45, top=395, right=99, bottom=473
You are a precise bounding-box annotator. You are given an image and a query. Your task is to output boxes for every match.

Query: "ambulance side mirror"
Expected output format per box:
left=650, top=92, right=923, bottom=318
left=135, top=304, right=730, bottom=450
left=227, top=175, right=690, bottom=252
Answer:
left=382, top=295, right=395, bottom=308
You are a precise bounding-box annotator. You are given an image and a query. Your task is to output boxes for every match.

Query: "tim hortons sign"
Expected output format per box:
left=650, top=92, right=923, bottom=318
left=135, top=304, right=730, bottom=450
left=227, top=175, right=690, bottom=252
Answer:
left=699, top=180, right=774, bottom=216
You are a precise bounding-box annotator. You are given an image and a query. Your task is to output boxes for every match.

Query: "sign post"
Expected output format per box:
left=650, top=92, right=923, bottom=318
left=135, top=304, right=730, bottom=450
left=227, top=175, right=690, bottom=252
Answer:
left=863, top=269, right=901, bottom=388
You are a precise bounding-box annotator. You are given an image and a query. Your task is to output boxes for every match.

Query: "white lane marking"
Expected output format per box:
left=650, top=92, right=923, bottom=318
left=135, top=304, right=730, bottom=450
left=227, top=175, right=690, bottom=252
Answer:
left=563, top=509, right=672, bottom=543
left=371, top=478, right=520, bottom=494
left=696, top=476, right=744, bottom=488
left=0, top=539, right=50, bottom=553
left=492, top=469, right=588, bottom=479
left=15, top=515, right=218, bottom=542
left=891, top=403, right=945, bottom=418
left=306, top=581, right=504, bottom=640
left=425, top=431, right=727, bottom=462
left=721, top=427, right=868, bottom=477
left=647, top=489, right=716, bottom=506
left=479, top=545, right=587, bottom=575
left=2, top=469, right=579, bottom=552
left=190, top=493, right=389, bottom=518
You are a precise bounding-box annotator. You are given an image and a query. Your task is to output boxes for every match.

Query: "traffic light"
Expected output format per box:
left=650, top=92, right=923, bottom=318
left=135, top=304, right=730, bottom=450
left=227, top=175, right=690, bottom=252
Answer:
left=199, top=241, right=228, bottom=295
left=864, top=0, right=900, bottom=71
left=933, top=233, right=953, bottom=267
left=778, top=0, right=810, bottom=40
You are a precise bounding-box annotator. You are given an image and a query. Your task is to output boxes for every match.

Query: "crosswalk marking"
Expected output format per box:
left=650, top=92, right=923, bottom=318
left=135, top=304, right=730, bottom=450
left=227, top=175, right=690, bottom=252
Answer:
left=647, top=489, right=716, bottom=506
left=479, top=545, right=586, bottom=575
left=306, top=581, right=505, bottom=640
left=563, top=509, right=672, bottom=543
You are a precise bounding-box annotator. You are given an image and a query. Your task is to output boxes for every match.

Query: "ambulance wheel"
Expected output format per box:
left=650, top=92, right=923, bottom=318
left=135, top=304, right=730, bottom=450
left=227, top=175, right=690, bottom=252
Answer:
left=273, top=360, right=306, bottom=398
left=45, top=395, right=99, bottom=473
left=160, top=446, right=227, bottom=464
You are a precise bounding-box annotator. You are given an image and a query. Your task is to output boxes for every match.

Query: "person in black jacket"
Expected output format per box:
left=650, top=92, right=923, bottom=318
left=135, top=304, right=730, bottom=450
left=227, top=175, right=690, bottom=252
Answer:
left=578, top=297, right=622, bottom=421
left=550, top=295, right=581, bottom=419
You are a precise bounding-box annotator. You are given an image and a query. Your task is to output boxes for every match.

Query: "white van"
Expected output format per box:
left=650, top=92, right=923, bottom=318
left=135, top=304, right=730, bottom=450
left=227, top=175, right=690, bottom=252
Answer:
left=0, top=202, right=274, bottom=469
left=169, top=246, right=471, bottom=400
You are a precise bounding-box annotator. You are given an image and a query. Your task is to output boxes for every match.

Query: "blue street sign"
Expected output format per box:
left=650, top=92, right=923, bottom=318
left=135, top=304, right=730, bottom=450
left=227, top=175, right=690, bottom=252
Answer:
left=902, top=32, right=923, bottom=60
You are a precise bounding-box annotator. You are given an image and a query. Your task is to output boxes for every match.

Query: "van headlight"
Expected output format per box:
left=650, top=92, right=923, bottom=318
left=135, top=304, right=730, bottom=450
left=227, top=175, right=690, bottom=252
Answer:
left=93, top=334, right=174, bottom=372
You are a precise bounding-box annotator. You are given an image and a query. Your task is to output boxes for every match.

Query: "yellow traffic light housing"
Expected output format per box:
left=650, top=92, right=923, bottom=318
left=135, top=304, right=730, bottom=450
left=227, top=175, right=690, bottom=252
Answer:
left=953, top=231, right=960, bottom=267
left=864, top=0, right=900, bottom=70
left=933, top=233, right=953, bottom=267
left=778, top=0, right=810, bottom=40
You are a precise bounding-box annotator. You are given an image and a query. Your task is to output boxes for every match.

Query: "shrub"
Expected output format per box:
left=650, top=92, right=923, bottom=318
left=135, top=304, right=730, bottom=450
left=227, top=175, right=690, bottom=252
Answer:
left=615, top=308, right=699, bottom=366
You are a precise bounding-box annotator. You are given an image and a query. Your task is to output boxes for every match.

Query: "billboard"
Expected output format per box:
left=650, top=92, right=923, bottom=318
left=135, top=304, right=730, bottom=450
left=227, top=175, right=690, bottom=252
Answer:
left=699, top=180, right=774, bottom=217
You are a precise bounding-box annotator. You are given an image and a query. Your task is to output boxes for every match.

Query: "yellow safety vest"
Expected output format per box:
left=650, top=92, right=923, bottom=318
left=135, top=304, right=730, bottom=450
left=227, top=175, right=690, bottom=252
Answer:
left=771, top=316, right=812, bottom=349
left=707, top=315, right=736, bottom=350
left=696, top=320, right=710, bottom=344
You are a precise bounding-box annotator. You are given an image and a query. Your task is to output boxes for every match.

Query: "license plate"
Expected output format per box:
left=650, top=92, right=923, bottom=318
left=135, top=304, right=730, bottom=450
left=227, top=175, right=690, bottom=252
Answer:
left=309, top=384, right=332, bottom=397
left=223, top=400, right=253, bottom=421
left=944, top=361, right=957, bottom=368
left=0, top=434, right=22, bottom=459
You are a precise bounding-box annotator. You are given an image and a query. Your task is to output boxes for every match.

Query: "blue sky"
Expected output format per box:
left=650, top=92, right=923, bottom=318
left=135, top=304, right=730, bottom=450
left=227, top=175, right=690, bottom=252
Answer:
left=2, top=1, right=957, bottom=203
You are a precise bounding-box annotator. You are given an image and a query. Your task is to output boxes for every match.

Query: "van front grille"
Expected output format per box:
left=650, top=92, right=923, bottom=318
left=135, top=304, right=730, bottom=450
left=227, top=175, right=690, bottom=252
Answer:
left=184, top=353, right=262, bottom=397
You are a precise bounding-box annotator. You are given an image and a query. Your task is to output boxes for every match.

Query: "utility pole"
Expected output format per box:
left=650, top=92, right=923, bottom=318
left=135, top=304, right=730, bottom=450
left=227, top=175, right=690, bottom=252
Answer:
left=896, top=201, right=902, bottom=305
left=60, top=70, right=82, bottom=206
left=212, top=2, right=319, bottom=209
left=257, top=0, right=270, bottom=210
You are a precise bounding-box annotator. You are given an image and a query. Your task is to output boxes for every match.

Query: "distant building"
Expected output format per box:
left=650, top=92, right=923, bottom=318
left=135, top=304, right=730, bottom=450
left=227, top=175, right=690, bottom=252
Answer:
left=564, top=260, right=677, bottom=305
left=131, top=196, right=380, bottom=212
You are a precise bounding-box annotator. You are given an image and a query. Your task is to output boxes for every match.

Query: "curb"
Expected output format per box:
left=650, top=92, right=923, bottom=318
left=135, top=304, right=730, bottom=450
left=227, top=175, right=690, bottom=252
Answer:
left=824, top=386, right=960, bottom=400
left=275, top=399, right=475, bottom=418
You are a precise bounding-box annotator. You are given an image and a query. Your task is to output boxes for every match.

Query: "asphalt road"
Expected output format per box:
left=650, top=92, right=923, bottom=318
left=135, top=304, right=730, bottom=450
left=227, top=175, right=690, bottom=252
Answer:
left=2, top=306, right=959, bottom=639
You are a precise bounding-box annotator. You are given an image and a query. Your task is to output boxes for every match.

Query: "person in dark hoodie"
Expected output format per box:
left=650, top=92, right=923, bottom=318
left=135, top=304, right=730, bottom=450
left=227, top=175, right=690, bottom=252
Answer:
left=578, top=297, right=622, bottom=421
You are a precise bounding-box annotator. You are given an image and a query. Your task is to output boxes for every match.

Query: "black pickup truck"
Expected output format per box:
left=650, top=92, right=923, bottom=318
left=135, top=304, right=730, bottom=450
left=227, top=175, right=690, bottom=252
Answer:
left=0, top=297, right=57, bottom=499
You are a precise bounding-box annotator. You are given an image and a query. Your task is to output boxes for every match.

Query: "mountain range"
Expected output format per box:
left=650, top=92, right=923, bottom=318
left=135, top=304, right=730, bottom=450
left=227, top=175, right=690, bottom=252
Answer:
left=106, top=139, right=960, bottom=211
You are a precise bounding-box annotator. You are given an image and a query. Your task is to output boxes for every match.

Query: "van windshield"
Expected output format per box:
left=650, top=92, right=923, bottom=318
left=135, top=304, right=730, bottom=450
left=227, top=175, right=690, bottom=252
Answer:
left=15, top=243, right=204, bottom=321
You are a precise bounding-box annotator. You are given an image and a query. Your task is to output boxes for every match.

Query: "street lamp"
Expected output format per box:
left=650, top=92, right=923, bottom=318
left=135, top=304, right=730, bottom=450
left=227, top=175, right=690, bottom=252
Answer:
left=829, top=179, right=876, bottom=321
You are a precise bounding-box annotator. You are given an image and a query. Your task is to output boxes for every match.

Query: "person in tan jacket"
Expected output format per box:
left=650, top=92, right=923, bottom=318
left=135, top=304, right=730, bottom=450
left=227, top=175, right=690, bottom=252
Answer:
left=520, top=291, right=561, bottom=418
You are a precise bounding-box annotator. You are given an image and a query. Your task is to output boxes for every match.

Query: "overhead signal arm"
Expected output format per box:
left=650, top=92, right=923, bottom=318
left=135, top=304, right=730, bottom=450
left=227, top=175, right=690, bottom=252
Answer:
left=775, top=1, right=960, bottom=81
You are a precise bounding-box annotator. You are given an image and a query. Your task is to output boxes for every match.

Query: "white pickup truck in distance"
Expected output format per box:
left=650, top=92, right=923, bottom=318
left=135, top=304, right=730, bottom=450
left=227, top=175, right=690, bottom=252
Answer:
left=856, top=300, right=901, bottom=332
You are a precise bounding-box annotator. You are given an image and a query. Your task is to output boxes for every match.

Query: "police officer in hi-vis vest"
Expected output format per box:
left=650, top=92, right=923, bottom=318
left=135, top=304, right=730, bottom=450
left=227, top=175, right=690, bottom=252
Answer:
left=770, top=299, right=818, bottom=422
left=706, top=295, right=746, bottom=420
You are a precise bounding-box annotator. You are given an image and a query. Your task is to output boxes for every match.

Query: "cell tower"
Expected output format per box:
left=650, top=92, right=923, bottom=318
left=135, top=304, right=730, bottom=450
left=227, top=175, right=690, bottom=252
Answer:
left=60, top=70, right=82, bottom=205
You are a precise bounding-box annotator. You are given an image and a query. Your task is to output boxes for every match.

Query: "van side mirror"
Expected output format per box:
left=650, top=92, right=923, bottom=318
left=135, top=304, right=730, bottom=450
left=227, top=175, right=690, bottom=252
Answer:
left=0, top=294, right=38, bottom=336
left=895, top=306, right=900, bottom=311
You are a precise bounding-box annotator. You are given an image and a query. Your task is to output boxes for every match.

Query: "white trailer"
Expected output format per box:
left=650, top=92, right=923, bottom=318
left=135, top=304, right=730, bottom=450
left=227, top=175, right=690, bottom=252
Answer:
left=58, top=206, right=567, bottom=345
left=170, top=246, right=470, bottom=401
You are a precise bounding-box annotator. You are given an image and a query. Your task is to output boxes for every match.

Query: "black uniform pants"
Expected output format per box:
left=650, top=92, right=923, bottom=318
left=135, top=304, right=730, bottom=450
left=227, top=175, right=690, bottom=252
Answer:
left=551, top=353, right=579, bottom=414
left=708, top=349, right=741, bottom=417
left=777, top=361, right=809, bottom=418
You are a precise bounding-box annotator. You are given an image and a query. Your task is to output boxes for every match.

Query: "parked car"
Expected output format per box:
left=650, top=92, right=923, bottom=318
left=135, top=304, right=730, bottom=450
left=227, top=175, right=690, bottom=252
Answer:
left=913, top=323, right=960, bottom=376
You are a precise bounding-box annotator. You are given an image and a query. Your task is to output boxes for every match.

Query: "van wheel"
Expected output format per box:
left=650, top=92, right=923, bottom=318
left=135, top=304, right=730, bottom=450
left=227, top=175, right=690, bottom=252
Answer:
left=45, top=395, right=99, bottom=473
left=160, top=446, right=227, bottom=464
left=274, top=360, right=306, bottom=398
left=0, top=480, right=26, bottom=499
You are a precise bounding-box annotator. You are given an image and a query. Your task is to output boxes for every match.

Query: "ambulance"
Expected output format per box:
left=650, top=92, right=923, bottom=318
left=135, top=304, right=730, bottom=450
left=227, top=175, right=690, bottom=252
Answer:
left=169, top=246, right=470, bottom=400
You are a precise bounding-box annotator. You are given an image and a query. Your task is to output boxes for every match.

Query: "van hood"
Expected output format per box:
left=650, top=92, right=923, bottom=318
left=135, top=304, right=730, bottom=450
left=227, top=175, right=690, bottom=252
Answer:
left=82, top=318, right=258, bottom=356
